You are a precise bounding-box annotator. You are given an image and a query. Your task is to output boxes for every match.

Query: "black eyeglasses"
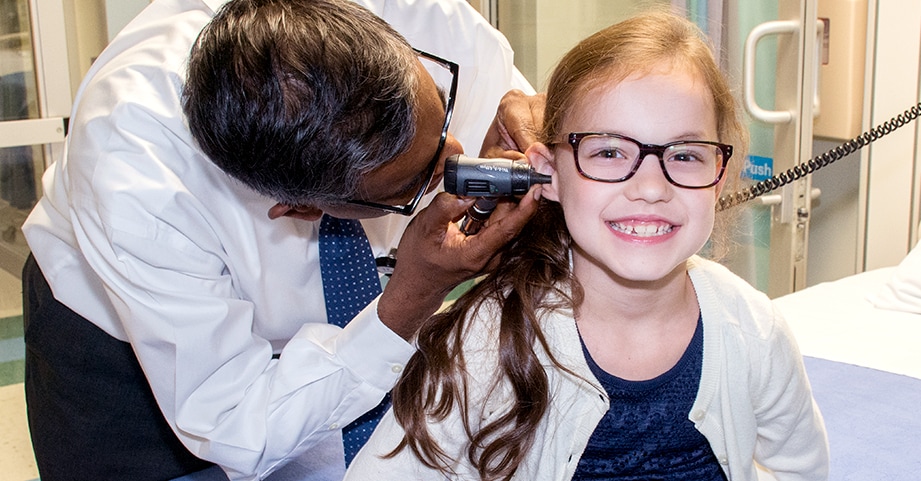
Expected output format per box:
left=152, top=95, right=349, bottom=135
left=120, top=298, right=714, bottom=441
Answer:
left=564, top=132, right=733, bottom=189
left=346, top=49, right=458, bottom=216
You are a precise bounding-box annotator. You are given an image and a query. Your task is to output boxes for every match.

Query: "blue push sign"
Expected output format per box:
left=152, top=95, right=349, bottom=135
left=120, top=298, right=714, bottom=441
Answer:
left=743, top=155, right=773, bottom=181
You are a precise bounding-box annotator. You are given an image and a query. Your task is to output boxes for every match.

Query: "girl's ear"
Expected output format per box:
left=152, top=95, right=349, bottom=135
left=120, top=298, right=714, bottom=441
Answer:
left=526, top=142, right=560, bottom=202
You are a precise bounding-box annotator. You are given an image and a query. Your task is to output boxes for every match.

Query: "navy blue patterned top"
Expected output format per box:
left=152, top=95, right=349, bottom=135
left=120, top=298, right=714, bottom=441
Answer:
left=572, top=316, right=727, bottom=480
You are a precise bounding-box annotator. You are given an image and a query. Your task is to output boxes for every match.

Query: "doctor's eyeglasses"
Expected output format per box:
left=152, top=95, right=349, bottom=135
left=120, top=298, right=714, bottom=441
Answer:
left=345, top=49, right=458, bottom=216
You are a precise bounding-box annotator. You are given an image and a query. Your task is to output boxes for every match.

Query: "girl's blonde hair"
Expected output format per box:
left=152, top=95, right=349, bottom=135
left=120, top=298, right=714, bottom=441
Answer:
left=388, top=9, right=749, bottom=480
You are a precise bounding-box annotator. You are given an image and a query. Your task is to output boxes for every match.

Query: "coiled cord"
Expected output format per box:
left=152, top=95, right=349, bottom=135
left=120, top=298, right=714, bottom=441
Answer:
left=716, top=101, right=921, bottom=212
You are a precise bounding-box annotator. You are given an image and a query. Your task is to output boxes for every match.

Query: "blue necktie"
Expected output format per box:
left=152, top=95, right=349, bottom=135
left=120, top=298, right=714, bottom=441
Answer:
left=317, top=215, right=389, bottom=465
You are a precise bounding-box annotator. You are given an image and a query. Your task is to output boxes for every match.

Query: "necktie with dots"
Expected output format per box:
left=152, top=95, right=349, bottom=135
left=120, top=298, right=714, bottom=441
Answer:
left=317, top=214, right=389, bottom=465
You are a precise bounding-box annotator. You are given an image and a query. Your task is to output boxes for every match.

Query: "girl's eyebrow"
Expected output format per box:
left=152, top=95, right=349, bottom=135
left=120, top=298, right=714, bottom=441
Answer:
left=669, top=130, right=713, bottom=141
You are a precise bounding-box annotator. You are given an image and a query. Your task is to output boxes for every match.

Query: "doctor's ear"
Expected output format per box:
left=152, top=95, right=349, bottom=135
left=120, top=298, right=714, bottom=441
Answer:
left=525, top=143, right=559, bottom=202
left=267, top=203, right=324, bottom=221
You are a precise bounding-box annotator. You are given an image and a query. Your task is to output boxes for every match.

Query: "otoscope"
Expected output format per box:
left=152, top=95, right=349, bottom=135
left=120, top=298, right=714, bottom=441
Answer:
left=443, top=154, right=552, bottom=235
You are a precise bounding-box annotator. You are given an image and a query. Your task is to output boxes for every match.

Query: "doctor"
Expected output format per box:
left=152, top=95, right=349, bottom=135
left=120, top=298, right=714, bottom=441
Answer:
left=21, top=0, right=541, bottom=480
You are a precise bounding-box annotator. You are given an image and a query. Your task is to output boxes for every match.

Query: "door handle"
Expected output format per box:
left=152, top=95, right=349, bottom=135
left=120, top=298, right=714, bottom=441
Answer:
left=743, top=20, right=798, bottom=124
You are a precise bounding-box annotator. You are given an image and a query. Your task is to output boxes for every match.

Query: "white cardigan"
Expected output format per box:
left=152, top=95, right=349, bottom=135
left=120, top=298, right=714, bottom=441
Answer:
left=346, top=256, right=829, bottom=480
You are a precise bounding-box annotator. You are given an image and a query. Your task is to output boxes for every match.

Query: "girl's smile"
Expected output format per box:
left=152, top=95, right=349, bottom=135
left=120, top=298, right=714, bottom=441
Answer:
left=608, top=217, right=677, bottom=240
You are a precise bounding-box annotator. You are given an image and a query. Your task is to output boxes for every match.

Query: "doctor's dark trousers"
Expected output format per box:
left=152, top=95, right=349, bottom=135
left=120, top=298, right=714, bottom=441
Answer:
left=22, top=254, right=214, bottom=481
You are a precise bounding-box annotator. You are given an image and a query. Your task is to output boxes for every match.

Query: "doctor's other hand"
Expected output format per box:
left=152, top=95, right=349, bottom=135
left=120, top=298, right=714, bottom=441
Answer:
left=377, top=189, right=541, bottom=340
left=480, top=90, right=546, bottom=159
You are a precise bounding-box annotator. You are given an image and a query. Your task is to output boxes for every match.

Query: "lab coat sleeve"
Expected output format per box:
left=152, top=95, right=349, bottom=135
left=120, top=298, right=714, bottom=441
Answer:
left=69, top=165, right=414, bottom=479
left=751, top=308, right=830, bottom=481
left=63, top=61, right=416, bottom=478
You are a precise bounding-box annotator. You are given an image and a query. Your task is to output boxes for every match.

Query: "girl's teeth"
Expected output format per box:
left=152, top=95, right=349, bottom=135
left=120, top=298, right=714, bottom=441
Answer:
left=611, top=222, right=673, bottom=237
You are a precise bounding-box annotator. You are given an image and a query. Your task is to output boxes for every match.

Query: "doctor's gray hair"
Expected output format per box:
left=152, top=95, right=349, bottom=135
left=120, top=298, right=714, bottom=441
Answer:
left=182, top=0, right=419, bottom=206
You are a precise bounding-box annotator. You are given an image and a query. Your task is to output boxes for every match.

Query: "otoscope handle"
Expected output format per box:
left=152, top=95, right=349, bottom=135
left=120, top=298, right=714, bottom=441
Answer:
left=459, top=197, right=498, bottom=235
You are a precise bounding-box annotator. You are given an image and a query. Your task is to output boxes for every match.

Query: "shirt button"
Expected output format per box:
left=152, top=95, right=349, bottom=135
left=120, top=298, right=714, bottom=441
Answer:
left=329, top=423, right=339, bottom=430
left=718, top=455, right=729, bottom=465
left=692, top=410, right=705, bottom=421
left=391, top=364, right=404, bottom=374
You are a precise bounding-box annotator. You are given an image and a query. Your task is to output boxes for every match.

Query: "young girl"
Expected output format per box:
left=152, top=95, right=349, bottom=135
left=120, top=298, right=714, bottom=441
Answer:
left=346, top=10, right=828, bottom=481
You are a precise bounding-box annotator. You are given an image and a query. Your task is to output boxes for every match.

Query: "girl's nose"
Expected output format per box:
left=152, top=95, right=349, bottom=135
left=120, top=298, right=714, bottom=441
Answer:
left=623, top=154, right=672, bottom=202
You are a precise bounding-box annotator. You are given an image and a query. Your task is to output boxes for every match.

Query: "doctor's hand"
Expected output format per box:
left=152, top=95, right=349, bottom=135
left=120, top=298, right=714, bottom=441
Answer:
left=480, top=90, right=546, bottom=160
left=378, top=189, right=540, bottom=340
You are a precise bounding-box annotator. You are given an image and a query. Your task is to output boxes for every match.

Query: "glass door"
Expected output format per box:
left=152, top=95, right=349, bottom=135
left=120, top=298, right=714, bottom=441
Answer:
left=0, top=0, right=66, bottom=277
left=0, top=0, right=135, bottom=278
left=731, top=0, right=818, bottom=297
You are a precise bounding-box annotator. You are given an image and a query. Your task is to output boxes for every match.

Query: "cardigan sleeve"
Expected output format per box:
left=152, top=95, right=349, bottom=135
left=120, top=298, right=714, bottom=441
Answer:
left=750, top=306, right=830, bottom=481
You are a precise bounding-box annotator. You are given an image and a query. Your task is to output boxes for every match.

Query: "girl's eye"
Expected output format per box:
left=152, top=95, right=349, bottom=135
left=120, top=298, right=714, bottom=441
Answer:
left=666, top=147, right=709, bottom=164
left=669, top=151, right=700, bottom=163
left=590, top=148, right=629, bottom=160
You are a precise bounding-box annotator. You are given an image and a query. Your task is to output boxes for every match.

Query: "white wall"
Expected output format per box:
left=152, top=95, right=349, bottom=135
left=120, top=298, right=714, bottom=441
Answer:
left=862, top=0, right=921, bottom=269
left=105, top=0, right=149, bottom=41
left=497, top=0, right=664, bottom=91
left=62, top=0, right=106, bottom=93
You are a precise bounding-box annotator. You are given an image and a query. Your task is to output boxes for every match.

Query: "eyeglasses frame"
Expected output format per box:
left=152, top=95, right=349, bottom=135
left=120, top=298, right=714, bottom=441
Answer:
left=567, top=132, right=733, bottom=189
left=345, top=49, right=459, bottom=216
